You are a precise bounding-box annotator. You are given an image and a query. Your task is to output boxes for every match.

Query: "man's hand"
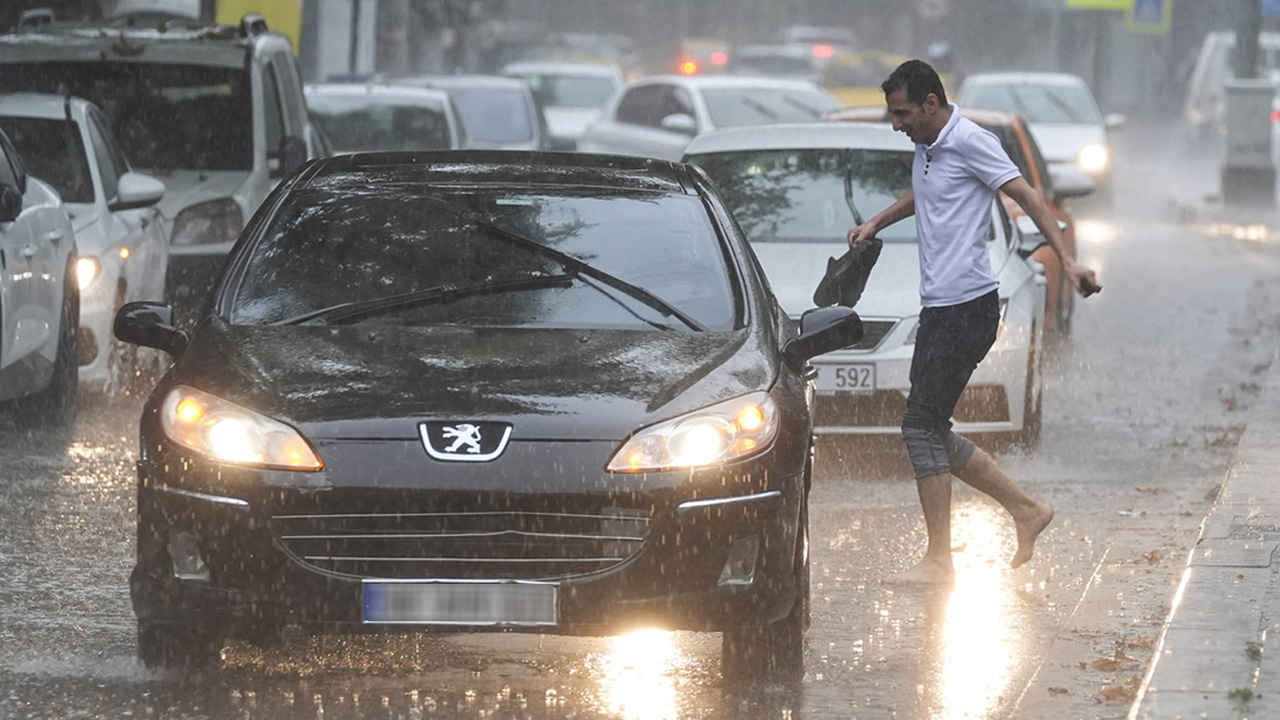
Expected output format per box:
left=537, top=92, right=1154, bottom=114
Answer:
left=847, top=221, right=877, bottom=248
left=1065, top=260, right=1101, bottom=297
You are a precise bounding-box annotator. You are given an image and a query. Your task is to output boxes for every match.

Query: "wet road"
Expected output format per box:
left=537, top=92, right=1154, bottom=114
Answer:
left=3, top=116, right=1280, bottom=719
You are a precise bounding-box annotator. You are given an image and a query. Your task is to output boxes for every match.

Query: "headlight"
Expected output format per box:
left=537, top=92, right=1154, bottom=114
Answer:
left=606, top=392, right=779, bottom=473
left=1078, top=144, right=1109, bottom=174
left=171, top=198, right=243, bottom=246
left=76, top=256, right=100, bottom=291
left=160, top=385, right=323, bottom=471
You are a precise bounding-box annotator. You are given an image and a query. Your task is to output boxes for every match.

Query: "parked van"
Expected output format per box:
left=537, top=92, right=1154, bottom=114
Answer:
left=1184, top=30, right=1280, bottom=137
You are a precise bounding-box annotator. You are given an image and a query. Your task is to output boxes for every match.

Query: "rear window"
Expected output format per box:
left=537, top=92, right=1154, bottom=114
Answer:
left=308, top=94, right=454, bottom=152
left=232, top=186, right=739, bottom=331
left=0, top=61, right=252, bottom=171
left=444, top=87, right=534, bottom=145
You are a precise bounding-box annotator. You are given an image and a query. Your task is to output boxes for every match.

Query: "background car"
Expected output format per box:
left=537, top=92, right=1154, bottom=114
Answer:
left=0, top=124, right=78, bottom=424
left=729, top=44, right=829, bottom=84
left=0, top=13, right=323, bottom=319
left=820, top=50, right=910, bottom=107
left=683, top=122, right=1048, bottom=447
left=304, top=83, right=467, bottom=154
left=957, top=71, right=1124, bottom=204
left=500, top=60, right=625, bottom=151
left=114, top=150, right=863, bottom=681
left=1183, top=30, right=1280, bottom=140
left=578, top=74, right=841, bottom=161
left=822, top=104, right=1095, bottom=334
left=395, top=74, right=550, bottom=151
left=0, top=93, right=167, bottom=394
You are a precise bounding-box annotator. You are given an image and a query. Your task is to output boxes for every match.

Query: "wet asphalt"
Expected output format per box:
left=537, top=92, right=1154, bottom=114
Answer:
left=2, top=115, right=1279, bottom=719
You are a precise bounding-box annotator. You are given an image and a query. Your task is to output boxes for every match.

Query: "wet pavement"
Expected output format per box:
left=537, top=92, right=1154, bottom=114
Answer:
left=2, top=115, right=1280, bottom=719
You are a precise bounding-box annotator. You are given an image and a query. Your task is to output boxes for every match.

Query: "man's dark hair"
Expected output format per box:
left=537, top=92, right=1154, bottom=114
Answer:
left=882, top=59, right=947, bottom=106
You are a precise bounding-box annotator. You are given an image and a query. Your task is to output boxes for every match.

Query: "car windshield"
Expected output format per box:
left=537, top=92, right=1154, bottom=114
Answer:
left=0, top=61, right=252, bottom=171
left=443, top=86, right=535, bottom=144
left=522, top=74, right=617, bottom=108
left=231, top=186, right=738, bottom=330
left=963, top=81, right=1101, bottom=124
left=689, top=147, right=915, bottom=243
left=0, top=116, right=93, bottom=203
left=307, top=94, right=453, bottom=152
left=701, top=87, right=840, bottom=127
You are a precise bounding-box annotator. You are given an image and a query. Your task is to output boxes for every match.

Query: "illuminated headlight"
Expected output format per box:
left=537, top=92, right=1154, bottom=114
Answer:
left=606, top=392, right=779, bottom=472
left=1078, top=144, right=1109, bottom=174
left=160, top=385, right=323, bottom=470
left=75, top=256, right=100, bottom=291
left=171, top=198, right=243, bottom=246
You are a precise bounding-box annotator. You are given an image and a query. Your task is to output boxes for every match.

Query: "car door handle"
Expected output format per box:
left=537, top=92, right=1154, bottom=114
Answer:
left=20, top=244, right=38, bottom=258
left=42, top=229, right=64, bottom=244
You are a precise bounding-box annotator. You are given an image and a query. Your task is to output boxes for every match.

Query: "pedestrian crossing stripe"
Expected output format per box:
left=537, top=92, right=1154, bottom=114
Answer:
left=1126, top=0, right=1171, bottom=34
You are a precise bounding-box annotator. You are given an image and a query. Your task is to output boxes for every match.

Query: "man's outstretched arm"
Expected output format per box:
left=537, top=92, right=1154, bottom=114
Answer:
left=999, top=177, right=1099, bottom=295
left=847, top=190, right=915, bottom=247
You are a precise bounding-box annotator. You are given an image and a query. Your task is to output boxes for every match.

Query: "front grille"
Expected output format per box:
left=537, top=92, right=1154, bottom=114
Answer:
left=814, top=390, right=907, bottom=427
left=853, top=320, right=898, bottom=351
left=272, top=506, right=652, bottom=581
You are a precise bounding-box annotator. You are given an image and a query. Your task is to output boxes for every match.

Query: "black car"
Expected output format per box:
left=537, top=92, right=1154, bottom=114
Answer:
left=114, top=150, right=862, bottom=682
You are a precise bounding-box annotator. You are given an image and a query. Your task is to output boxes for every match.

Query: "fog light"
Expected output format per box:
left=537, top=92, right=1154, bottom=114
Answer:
left=168, top=530, right=209, bottom=581
left=717, top=535, right=759, bottom=587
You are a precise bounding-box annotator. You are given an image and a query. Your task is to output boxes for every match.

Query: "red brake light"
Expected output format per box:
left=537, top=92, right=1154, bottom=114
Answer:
left=679, top=60, right=699, bottom=75
left=1271, top=108, right=1279, bottom=123
left=812, top=44, right=834, bottom=59
left=709, top=51, right=728, bottom=66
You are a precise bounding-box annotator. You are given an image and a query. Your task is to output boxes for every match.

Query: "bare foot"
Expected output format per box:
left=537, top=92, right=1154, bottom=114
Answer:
left=1011, top=503, right=1055, bottom=568
left=884, top=557, right=955, bottom=585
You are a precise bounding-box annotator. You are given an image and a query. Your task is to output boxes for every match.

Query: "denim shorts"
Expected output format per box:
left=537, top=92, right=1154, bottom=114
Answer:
left=901, top=290, right=1000, bottom=479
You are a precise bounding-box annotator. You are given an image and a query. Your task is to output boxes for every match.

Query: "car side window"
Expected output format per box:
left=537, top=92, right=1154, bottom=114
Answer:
left=263, top=61, right=286, bottom=153
left=87, top=112, right=126, bottom=202
left=670, top=87, right=696, bottom=120
left=615, top=85, right=667, bottom=127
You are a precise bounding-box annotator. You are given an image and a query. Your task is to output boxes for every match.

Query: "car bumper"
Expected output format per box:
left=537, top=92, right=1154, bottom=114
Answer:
left=131, top=434, right=808, bottom=638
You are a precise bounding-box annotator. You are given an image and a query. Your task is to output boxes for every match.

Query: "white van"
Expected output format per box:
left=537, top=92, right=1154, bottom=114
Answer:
left=1184, top=30, right=1280, bottom=137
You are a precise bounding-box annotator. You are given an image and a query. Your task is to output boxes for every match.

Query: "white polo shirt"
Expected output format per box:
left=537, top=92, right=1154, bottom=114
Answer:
left=913, top=104, right=1021, bottom=307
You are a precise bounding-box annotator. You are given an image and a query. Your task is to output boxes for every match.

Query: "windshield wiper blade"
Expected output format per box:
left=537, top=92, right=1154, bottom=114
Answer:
left=843, top=163, right=865, bottom=226
left=271, top=272, right=576, bottom=326
left=473, top=220, right=708, bottom=332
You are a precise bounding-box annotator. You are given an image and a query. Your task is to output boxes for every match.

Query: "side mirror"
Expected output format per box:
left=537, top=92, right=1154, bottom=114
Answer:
left=783, top=306, right=864, bottom=368
left=1014, top=214, right=1065, bottom=258
left=270, top=136, right=309, bottom=178
left=0, top=183, right=21, bottom=222
left=1104, top=113, right=1126, bottom=130
left=114, top=301, right=189, bottom=357
left=109, top=171, right=166, bottom=211
left=659, top=113, right=698, bottom=136
left=1049, top=164, right=1096, bottom=202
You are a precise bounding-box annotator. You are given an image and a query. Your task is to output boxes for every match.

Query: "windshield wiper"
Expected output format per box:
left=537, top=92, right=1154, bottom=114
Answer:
left=473, top=220, right=708, bottom=331
left=739, top=96, right=781, bottom=121
left=843, top=164, right=865, bottom=226
left=271, top=272, right=576, bottom=326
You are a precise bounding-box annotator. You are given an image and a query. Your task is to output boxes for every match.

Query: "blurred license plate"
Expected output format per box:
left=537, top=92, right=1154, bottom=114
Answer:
left=363, top=580, right=558, bottom=626
left=815, top=364, right=875, bottom=393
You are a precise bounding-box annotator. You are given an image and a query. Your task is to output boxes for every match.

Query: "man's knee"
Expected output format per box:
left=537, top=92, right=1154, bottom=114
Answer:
left=902, top=425, right=951, bottom=479
left=944, top=432, right=977, bottom=472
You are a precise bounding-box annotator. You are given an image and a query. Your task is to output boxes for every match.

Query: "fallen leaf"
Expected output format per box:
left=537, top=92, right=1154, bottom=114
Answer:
left=1048, top=687, right=1069, bottom=695
left=1090, top=658, right=1121, bottom=671
left=1095, top=685, right=1135, bottom=703
left=1143, top=551, right=1163, bottom=565
left=1136, top=486, right=1164, bottom=494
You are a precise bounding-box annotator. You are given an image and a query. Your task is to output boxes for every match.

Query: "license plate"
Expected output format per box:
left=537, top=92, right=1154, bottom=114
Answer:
left=363, top=580, right=558, bottom=626
left=815, top=363, right=875, bottom=393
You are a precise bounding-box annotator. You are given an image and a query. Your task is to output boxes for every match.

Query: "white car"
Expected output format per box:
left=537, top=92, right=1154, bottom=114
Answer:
left=396, top=75, right=550, bottom=151
left=579, top=74, right=841, bottom=161
left=0, top=125, right=79, bottom=423
left=0, top=94, right=167, bottom=394
left=957, top=72, right=1123, bottom=203
left=500, top=60, right=625, bottom=151
left=683, top=123, right=1048, bottom=445
left=305, top=84, right=467, bottom=153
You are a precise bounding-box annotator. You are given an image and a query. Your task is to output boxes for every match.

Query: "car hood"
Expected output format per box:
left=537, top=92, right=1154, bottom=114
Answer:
left=138, top=168, right=249, bottom=221
left=169, top=320, right=772, bottom=441
left=752, top=241, right=923, bottom=319
left=1024, top=123, right=1106, bottom=163
left=543, top=107, right=601, bottom=139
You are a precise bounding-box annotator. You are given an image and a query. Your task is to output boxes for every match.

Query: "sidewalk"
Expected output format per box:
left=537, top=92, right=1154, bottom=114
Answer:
left=1130, top=351, right=1280, bottom=719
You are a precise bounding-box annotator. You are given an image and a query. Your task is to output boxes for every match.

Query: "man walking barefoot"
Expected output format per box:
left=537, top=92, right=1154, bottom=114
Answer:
left=847, top=60, right=1098, bottom=584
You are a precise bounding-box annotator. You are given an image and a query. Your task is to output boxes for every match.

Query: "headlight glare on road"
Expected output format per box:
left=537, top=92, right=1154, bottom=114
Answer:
left=75, top=257, right=100, bottom=291
left=1079, top=144, right=1109, bottom=174
left=607, top=392, right=778, bottom=472
left=160, top=385, right=323, bottom=471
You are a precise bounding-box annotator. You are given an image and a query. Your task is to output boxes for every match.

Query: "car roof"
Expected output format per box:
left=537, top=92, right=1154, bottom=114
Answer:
left=500, top=61, right=623, bottom=79
left=398, top=74, right=530, bottom=91
left=0, top=92, right=95, bottom=120
left=960, top=72, right=1088, bottom=88
left=303, top=150, right=698, bottom=194
left=635, top=74, right=827, bottom=91
left=0, top=19, right=281, bottom=67
left=305, top=83, right=453, bottom=103
left=682, top=122, right=912, bottom=156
